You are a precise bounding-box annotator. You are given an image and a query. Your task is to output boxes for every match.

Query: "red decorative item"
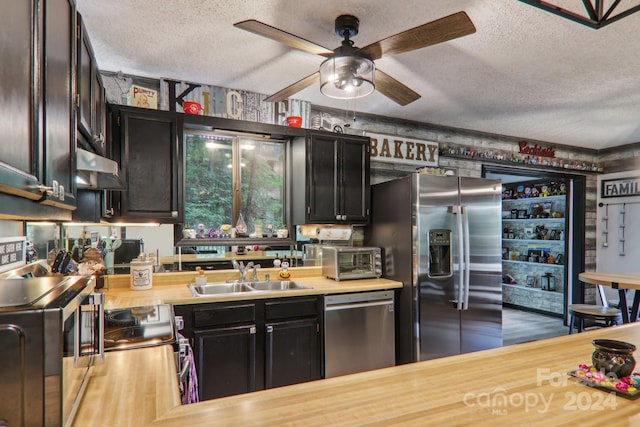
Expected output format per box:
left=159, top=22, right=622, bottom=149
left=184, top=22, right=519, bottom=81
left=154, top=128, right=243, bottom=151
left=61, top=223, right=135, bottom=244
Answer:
left=182, top=101, right=202, bottom=115
left=285, top=116, right=302, bottom=127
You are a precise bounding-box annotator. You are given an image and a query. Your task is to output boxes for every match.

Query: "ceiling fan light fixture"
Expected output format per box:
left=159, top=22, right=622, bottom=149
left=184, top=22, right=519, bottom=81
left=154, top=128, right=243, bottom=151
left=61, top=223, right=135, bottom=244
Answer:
left=319, top=55, right=375, bottom=99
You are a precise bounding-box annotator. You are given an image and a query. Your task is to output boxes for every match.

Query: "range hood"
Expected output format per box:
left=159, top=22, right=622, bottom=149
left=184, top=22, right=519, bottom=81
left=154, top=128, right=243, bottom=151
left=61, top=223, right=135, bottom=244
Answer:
left=76, top=148, right=126, bottom=190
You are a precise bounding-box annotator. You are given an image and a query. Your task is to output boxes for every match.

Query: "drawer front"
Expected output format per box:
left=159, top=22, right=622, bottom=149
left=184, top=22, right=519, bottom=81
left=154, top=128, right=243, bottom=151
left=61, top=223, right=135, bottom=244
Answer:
left=194, top=304, right=256, bottom=328
left=264, top=297, right=319, bottom=321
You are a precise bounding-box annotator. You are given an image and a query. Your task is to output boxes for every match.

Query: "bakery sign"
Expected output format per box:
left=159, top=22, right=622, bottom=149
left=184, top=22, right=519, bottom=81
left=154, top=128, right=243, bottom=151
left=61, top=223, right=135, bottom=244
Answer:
left=601, top=176, right=640, bottom=198
left=365, top=132, right=438, bottom=167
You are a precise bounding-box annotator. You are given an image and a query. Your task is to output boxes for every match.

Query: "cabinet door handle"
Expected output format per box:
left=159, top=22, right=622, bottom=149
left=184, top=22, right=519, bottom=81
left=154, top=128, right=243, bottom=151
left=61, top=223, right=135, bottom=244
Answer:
left=171, top=211, right=178, bottom=218
left=104, top=208, right=114, bottom=216
left=336, top=214, right=341, bottom=220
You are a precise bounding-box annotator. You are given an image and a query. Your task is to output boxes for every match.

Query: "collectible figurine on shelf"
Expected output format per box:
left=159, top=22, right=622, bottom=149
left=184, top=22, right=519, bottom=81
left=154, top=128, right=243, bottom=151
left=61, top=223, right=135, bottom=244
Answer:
left=539, top=185, right=550, bottom=197
left=530, top=186, right=540, bottom=198
left=559, top=183, right=567, bottom=195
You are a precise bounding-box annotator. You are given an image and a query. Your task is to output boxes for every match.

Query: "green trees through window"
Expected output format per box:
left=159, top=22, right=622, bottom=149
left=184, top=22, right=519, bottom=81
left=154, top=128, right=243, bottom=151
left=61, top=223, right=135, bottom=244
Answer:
left=184, top=130, right=285, bottom=237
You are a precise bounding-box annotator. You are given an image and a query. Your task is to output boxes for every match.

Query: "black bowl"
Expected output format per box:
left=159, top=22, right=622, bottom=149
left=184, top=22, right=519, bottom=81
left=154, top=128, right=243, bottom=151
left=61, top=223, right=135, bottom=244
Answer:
left=592, top=339, right=637, bottom=378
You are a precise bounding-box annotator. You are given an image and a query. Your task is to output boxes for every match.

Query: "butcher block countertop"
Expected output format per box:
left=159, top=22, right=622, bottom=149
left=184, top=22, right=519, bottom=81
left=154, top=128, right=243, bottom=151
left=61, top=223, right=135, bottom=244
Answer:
left=101, top=266, right=403, bottom=310
left=579, top=271, right=640, bottom=290
left=73, top=322, right=640, bottom=426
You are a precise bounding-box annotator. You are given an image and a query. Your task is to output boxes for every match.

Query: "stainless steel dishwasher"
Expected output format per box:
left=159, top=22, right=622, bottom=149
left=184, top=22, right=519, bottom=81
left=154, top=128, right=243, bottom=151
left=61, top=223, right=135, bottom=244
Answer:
left=324, top=290, right=395, bottom=378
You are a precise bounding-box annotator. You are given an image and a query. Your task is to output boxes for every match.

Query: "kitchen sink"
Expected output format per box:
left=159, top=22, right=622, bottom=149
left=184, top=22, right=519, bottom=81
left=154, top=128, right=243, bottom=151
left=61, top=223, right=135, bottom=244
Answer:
left=189, top=282, right=255, bottom=296
left=246, top=281, right=310, bottom=291
left=188, top=280, right=310, bottom=297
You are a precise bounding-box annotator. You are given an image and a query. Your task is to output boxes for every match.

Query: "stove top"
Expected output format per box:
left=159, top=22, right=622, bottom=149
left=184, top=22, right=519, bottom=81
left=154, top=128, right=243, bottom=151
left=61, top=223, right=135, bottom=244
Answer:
left=104, top=304, right=175, bottom=351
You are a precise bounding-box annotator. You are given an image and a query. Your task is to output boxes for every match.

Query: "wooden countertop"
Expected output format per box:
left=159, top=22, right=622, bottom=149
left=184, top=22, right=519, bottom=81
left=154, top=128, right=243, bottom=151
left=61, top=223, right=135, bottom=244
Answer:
left=75, top=322, right=640, bottom=426
left=580, top=272, right=640, bottom=290
left=101, top=266, right=403, bottom=310
left=72, top=345, right=180, bottom=427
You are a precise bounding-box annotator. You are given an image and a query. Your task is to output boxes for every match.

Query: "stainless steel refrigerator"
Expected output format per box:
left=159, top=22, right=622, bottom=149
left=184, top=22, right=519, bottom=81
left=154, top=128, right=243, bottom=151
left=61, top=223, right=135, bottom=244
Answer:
left=366, top=174, right=503, bottom=364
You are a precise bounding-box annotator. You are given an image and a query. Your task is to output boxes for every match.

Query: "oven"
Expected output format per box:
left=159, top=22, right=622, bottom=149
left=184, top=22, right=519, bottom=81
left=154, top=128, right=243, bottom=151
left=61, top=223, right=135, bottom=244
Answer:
left=0, top=261, right=104, bottom=427
left=321, top=246, right=382, bottom=281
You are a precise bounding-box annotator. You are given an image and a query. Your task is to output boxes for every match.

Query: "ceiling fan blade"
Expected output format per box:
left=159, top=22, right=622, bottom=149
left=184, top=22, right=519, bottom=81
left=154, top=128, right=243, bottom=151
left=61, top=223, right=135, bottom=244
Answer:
left=374, top=69, right=421, bottom=106
left=358, top=11, right=476, bottom=60
left=264, top=72, right=320, bottom=103
left=234, top=19, right=334, bottom=57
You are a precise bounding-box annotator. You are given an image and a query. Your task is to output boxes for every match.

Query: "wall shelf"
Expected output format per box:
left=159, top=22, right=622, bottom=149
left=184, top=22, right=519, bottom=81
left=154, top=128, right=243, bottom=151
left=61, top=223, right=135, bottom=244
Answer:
left=502, top=218, right=565, bottom=223
left=502, top=260, right=564, bottom=268
left=503, top=238, right=564, bottom=244
left=501, top=179, right=567, bottom=316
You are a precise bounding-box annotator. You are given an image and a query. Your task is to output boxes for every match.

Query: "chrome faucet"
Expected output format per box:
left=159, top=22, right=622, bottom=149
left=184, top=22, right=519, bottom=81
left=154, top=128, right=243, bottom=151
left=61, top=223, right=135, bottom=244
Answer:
left=251, top=264, right=261, bottom=281
left=232, top=260, right=253, bottom=282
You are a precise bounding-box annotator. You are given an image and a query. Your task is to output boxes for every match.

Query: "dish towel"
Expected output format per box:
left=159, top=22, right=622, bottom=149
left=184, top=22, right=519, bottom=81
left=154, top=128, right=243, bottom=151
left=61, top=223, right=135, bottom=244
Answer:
left=178, top=333, right=199, bottom=404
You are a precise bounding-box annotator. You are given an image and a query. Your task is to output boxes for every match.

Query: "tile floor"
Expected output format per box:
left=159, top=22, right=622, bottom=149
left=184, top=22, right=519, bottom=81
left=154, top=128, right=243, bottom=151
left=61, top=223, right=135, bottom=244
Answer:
left=503, top=306, right=568, bottom=346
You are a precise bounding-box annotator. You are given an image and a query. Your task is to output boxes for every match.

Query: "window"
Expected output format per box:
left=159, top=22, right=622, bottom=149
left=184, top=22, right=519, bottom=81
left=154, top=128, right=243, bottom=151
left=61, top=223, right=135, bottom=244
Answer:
left=184, top=130, right=286, bottom=237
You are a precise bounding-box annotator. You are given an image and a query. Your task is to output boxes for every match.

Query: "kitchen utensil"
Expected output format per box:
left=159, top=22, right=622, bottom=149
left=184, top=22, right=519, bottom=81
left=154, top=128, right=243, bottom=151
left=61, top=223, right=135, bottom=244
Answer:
left=51, top=250, right=65, bottom=273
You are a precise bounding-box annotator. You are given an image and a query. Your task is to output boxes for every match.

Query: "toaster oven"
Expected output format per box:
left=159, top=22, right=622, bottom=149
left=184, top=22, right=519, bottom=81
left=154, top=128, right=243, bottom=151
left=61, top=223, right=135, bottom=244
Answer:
left=322, top=246, right=382, bottom=281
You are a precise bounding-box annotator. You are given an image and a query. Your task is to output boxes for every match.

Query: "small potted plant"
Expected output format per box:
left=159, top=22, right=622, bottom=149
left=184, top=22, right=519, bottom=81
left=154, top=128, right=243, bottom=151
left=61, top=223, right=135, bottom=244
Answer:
left=276, top=224, right=289, bottom=238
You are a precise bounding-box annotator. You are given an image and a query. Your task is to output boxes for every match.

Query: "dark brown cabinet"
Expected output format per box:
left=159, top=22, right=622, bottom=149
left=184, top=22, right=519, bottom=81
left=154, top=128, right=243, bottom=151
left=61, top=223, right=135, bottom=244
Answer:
left=41, top=0, right=77, bottom=211
left=174, top=295, right=322, bottom=401
left=77, top=13, right=106, bottom=154
left=194, top=324, right=257, bottom=400
left=292, top=131, right=370, bottom=224
left=0, top=0, right=77, bottom=219
left=0, top=0, right=41, bottom=202
left=265, top=318, right=319, bottom=389
left=110, top=106, right=183, bottom=222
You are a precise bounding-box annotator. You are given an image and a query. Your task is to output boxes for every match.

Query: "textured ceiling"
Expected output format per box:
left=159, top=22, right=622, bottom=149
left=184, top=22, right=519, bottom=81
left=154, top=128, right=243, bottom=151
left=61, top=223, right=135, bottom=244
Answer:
left=75, top=0, right=640, bottom=150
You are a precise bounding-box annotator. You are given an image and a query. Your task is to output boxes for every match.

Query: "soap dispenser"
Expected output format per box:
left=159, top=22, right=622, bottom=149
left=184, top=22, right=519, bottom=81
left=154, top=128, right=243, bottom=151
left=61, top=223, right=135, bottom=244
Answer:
left=195, top=267, right=207, bottom=285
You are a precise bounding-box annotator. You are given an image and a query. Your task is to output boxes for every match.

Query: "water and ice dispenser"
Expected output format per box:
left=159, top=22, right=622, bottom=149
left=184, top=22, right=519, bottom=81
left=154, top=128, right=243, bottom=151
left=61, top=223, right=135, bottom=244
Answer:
left=428, top=229, right=452, bottom=278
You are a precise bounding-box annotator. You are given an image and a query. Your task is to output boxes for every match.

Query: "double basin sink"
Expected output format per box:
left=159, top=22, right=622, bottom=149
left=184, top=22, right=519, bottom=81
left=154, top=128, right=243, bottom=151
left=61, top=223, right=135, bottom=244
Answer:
left=189, top=280, right=310, bottom=297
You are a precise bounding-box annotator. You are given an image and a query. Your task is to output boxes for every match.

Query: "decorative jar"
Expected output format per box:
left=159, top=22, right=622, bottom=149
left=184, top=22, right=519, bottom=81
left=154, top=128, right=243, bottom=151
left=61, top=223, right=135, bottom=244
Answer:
left=592, top=339, right=636, bottom=378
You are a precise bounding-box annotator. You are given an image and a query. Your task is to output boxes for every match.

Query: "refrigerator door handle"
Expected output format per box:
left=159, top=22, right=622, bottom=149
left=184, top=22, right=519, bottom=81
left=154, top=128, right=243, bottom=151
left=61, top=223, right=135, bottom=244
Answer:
left=455, top=205, right=465, bottom=311
left=461, top=206, right=471, bottom=310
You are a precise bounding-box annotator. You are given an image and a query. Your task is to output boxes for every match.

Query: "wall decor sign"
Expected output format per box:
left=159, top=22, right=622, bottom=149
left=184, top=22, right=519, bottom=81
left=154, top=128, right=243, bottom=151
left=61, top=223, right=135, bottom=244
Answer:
left=129, top=85, right=158, bottom=109
left=365, top=132, right=439, bottom=167
left=601, top=176, right=640, bottom=198
left=518, top=141, right=556, bottom=158
left=160, top=79, right=310, bottom=126
left=0, top=236, right=27, bottom=273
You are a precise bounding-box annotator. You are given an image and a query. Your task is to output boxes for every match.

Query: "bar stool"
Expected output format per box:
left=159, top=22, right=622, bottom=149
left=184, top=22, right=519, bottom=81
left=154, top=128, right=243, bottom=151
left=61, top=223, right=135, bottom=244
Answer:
left=568, top=285, right=623, bottom=334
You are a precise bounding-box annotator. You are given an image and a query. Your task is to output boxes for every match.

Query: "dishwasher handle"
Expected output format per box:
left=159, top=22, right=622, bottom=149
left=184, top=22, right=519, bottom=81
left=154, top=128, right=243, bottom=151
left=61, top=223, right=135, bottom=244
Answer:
left=325, top=299, right=394, bottom=311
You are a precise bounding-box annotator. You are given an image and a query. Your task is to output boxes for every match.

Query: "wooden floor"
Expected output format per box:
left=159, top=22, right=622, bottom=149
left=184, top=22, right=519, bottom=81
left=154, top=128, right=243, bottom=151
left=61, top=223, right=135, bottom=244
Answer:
left=503, top=306, right=568, bottom=345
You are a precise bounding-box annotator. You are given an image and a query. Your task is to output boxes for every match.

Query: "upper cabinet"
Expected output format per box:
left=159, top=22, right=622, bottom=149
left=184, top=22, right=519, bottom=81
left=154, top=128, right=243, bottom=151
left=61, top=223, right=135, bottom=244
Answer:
left=41, top=0, right=77, bottom=211
left=76, top=13, right=105, bottom=155
left=291, top=131, right=370, bottom=224
left=110, top=105, right=183, bottom=223
left=0, top=0, right=76, bottom=219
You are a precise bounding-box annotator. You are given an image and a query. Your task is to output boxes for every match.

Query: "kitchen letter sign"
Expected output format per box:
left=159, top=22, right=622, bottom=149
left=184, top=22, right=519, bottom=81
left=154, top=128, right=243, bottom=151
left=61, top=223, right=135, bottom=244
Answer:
left=365, top=132, right=438, bottom=167
left=602, top=176, right=640, bottom=198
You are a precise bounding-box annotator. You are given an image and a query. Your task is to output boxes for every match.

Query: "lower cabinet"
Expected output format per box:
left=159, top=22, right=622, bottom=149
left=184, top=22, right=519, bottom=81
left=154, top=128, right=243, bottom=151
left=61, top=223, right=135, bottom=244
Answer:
left=265, top=318, right=319, bottom=389
left=194, top=325, right=257, bottom=400
left=175, top=296, right=322, bottom=401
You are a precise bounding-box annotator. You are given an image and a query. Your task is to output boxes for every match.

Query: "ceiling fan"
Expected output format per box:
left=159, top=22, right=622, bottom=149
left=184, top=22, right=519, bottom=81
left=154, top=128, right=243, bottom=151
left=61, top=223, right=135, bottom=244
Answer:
left=234, top=11, right=476, bottom=106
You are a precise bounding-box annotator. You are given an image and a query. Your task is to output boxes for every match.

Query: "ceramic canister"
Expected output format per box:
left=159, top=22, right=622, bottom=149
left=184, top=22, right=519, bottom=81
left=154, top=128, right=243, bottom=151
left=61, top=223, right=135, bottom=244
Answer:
left=130, top=254, right=153, bottom=290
